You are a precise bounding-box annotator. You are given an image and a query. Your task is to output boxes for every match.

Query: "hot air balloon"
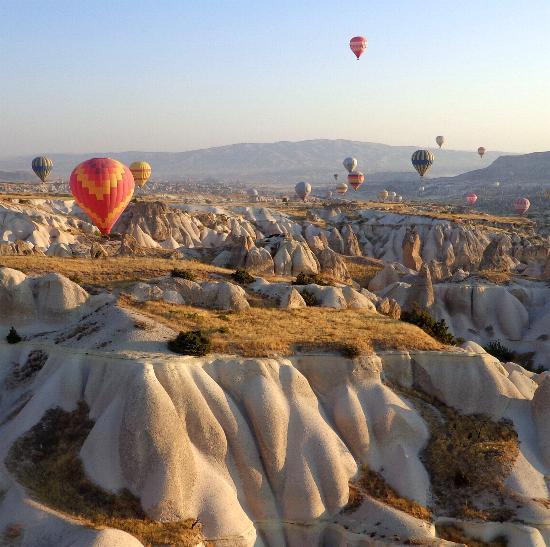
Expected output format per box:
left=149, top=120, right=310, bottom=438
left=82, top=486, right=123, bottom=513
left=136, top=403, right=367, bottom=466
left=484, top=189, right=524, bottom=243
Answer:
left=336, top=182, right=348, bottom=195
left=343, top=157, right=357, bottom=173
left=466, top=193, right=478, bottom=205
left=348, top=171, right=365, bottom=191
left=388, top=191, right=397, bottom=200
left=349, top=36, right=367, bottom=60
left=478, top=147, right=486, bottom=158
left=411, top=150, right=434, bottom=178
left=333, top=173, right=338, bottom=182
left=396, top=195, right=403, bottom=203
left=32, top=156, right=53, bottom=183
left=295, top=181, right=311, bottom=201
left=435, top=136, right=445, bottom=149
left=513, top=198, right=530, bottom=214
left=69, top=157, right=134, bottom=235
left=419, top=186, right=425, bottom=193
left=378, top=190, right=389, bottom=201
left=494, top=181, right=501, bottom=188
left=326, top=190, right=333, bottom=199
left=129, top=161, right=151, bottom=188
left=247, top=188, right=259, bottom=197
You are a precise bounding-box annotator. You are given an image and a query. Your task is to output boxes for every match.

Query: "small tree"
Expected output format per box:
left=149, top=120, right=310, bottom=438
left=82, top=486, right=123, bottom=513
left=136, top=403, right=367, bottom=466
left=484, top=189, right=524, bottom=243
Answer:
left=401, top=307, right=462, bottom=346
left=231, top=269, right=255, bottom=284
left=300, top=289, right=318, bottom=307
left=6, top=327, right=21, bottom=344
left=483, top=340, right=514, bottom=362
left=171, top=269, right=196, bottom=281
left=168, top=331, right=211, bottom=356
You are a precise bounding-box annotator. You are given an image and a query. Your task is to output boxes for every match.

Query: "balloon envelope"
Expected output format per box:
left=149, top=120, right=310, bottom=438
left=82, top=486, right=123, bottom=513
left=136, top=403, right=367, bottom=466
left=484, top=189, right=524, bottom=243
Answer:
left=336, top=182, right=348, bottom=195
left=32, top=156, right=53, bottom=182
left=513, top=198, right=530, bottom=214
left=378, top=190, right=389, bottom=200
left=388, top=191, right=397, bottom=199
left=295, top=181, right=312, bottom=201
left=70, top=158, right=134, bottom=235
left=478, top=147, right=486, bottom=158
left=411, top=149, right=434, bottom=178
left=343, top=157, right=357, bottom=173
left=247, top=188, right=259, bottom=197
left=435, top=136, right=444, bottom=148
left=129, top=161, right=151, bottom=188
left=348, top=171, right=365, bottom=191
left=466, top=193, right=478, bottom=205
left=349, top=36, right=367, bottom=59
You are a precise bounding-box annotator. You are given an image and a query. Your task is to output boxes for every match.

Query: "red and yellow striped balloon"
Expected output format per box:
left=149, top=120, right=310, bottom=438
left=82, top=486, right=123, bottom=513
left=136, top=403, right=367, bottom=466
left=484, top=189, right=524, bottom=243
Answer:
left=129, top=161, right=152, bottom=188
left=70, top=157, right=134, bottom=235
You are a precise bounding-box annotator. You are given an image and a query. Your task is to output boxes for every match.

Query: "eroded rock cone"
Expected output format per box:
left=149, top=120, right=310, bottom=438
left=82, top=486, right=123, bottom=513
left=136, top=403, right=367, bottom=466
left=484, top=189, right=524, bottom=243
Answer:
left=341, top=225, right=362, bottom=256
left=405, top=264, right=434, bottom=311
left=376, top=297, right=401, bottom=319
left=479, top=235, right=516, bottom=271
left=402, top=227, right=423, bottom=271
left=115, top=235, right=144, bottom=257
left=316, top=248, right=351, bottom=282
left=90, top=242, right=108, bottom=259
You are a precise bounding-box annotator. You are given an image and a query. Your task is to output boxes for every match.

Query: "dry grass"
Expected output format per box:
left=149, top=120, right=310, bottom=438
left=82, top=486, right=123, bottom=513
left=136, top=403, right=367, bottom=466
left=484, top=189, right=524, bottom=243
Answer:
left=121, top=296, right=443, bottom=357
left=478, top=270, right=512, bottom=284
left=344, top=256, right=384, bottom=288
left=5, top=402, right=203, bottom=547
left=344, top=465, right=432, bottom=522
left=436, top=524, right=507, bottom=547
left=0, top=256, right=232, bottom=286
left=394, top=385, right=519, bottom=522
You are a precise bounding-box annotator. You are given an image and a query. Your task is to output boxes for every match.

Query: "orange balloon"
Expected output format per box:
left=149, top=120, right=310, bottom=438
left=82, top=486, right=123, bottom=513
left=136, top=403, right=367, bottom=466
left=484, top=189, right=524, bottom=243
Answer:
left=70, top=157, right=134, bottom=234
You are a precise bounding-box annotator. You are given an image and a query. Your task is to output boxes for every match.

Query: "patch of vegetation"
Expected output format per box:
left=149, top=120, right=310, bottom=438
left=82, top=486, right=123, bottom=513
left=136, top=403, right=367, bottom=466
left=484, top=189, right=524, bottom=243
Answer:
left=436, top=524, right=507, bottom=547
left=483, top=340, right=514, bottom=363
left=401, top=307, right=463, bottom=346
left=5, top=402, right=202, bottom=546
left=292, top=272, right=328, bottom=286
left=5, top=350, right=48, bottom=388
left=230, top=269, right=255, bottom=284
left=122, top=296, right=444, bottom=357
left=395, top=385, right=519, bottom=522
left=68, top=273, right=82, bottom=284
left=168, top=330, right=212, bottom=356
left=344, top=464, right=432, bottom=522
left=1, top=522, right=23, bottom=545
left=6, top=327, right=21, bottom=344
left=170, top=268, right=196, bottom=281
left=300, top=288, right=319, bottom=307
left=484, top=342, right=544, bottom=373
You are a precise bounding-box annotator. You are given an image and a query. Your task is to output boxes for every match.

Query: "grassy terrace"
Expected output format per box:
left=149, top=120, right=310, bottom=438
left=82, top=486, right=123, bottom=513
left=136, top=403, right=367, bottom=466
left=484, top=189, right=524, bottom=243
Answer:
left=123, top=297, right=443, bottom=356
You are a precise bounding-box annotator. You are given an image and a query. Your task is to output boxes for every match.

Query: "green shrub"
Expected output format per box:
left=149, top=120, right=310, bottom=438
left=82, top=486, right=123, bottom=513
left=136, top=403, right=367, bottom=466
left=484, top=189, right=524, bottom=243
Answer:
left=300, top=289, right=318, bottom=307
left=171, top=269, right=196, bottom=281
left=168, top=331, right=211, bottom=356
left=292, top=272, right=328, bottom=286
left=483, top=340, right=514, bottom=363
left=401, top=307, right=462, bottom=346
left=231, top=269, right=255, bottom=284
left=69, top=274, right=82, bottom=284
left=6, top=327, right=21, bottom=344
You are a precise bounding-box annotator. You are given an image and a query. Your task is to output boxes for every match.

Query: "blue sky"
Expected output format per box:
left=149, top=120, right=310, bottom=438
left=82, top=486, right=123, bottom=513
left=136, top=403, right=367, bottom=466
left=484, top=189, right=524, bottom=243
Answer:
left=1, top=0, right=549, bottom=155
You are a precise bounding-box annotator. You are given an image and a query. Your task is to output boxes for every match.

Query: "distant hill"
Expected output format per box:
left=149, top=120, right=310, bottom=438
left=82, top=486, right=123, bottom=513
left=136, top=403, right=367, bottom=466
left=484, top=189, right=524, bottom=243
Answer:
left=0, top=170, right=33, bottom=182
left=0, top=139, right=504, bottom=184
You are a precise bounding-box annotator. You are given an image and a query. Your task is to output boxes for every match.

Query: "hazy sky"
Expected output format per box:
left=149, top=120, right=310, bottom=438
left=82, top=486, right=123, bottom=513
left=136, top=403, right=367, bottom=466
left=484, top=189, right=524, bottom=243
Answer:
left=1, top=0, right=549, bottom=156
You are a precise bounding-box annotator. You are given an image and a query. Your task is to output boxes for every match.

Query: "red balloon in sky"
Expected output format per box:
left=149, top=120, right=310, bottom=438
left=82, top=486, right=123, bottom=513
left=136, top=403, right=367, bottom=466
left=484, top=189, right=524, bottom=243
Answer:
left=513, top=198, right=530, bottom=215
left=466, top=193, right=478, bottom=205
left=350, top=36, right=367, bottom=59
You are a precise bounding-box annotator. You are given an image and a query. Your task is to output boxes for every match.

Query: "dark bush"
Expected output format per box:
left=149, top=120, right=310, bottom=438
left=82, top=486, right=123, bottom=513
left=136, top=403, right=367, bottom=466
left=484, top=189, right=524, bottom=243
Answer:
left=231, top=269, right=255, bottom=284
left=300, top=289, right=318, bottom=307
left=401, top=307, right=462, bottom=346
left=168, top=331, right=211, bottom=356
left=171, top=269, right=196, bottom=281
left=6, top=327, right=21, bottom=344
left=292, top=272, right=328, bottom=286
left=483, top=340, right=514, bottom=363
